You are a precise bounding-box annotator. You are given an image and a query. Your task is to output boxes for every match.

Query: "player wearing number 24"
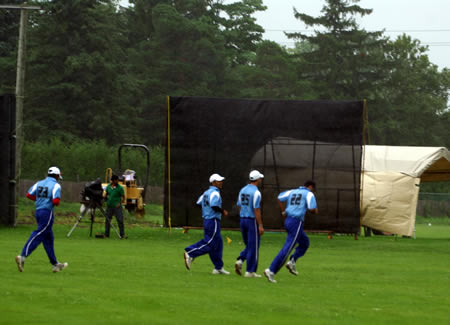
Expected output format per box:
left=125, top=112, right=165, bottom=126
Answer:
left=264, top=180, right=319, bottom=283
left=15, top=167, right=68, bottom=273
left=184, top=173, right=230, bottom=275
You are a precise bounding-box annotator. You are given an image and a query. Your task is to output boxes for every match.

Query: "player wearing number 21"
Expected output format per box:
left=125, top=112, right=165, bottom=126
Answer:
left=264, top=180, right=318, bottom=283
left=15, top=167, right=68, bottom=273
left=234, top=170, right=265, bottom=278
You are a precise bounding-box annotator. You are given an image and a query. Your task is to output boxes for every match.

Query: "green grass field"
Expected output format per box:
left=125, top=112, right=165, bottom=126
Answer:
left=1, top=215, right=449, bottom=325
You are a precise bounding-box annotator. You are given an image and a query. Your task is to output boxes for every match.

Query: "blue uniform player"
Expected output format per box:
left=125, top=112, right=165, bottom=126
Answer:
left=264, top=180, right=318, bottom=283
left=15, top=167, right=68, bottom=273
left=184, top=173, right=230, bottom=275
left=235, top=170, right=265, bottom=278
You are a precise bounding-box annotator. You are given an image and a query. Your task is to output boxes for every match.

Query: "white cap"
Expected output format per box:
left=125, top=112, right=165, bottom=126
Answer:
left=209, top=173, right=225, bottom=183
left=48, top=166, right=63, bottom=179
left=249, top=170, right=264, bottom=181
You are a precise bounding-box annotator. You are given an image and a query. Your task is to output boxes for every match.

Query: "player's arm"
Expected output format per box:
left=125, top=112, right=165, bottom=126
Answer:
left=26, top=193, right=36, bottom=201
left=52, top=184, right=62, bottom=206
left=307, top=192, right=319, bottom=214
left=253, top=191, right=264, bottom=235
left=254, top=208, right=264, bottom=235
left=26, top=183, right=37, bottom=201
left=211, top=192, right=228, bottom=216
left=195, top=194, right=203, bottom=207
left=236, top=192, right=241, bottom=214
left=277, top=190, right=290, bottom=218
left=212, top=206, right=228, bottom=217
left=277, top=199, right=286, bottom=216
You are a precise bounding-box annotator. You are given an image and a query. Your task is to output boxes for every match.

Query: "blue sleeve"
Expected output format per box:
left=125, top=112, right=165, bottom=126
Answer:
left=277, top=190, right=291, bottom=202
left=236, top=190, right=242, bottom=207
left=52, top=184, right=61, bottom=199
left=28, top=183, right=38, bottom=196
left=254, top=190, right=261, bottom=209
left=196, top=194, right=203, bottom=206
left=307, top=192, right=317, bottom=210
left=210, top=191, right=222, bottom=208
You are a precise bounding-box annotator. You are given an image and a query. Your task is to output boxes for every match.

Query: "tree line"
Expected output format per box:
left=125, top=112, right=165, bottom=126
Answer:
left=1, top=1, right=449, bottom=156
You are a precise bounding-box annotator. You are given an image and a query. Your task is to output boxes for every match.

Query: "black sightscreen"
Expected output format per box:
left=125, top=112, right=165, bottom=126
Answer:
left=0, top=94, right=16, bottom=226
left=165, top=97, right=364, bottom=234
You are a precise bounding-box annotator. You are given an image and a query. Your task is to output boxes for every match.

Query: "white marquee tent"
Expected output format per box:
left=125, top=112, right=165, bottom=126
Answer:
left=361, top=145, right=450, bottom=236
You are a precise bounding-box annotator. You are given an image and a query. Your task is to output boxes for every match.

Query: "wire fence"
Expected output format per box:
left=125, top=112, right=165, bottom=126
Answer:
left=417, top=192, right=450, bottom=217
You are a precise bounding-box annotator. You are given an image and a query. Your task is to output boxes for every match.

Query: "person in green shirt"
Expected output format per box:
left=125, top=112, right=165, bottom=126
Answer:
left=103, top=174, right=126, bottom=238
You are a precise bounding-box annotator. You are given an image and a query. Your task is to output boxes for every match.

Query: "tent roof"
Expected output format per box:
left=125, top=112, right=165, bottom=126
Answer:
left=363, top=145, right=450, bottom=181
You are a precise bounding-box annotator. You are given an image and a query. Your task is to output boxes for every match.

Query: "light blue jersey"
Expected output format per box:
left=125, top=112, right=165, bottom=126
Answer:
left=236, top=184, right=261, bottom=218
left=196, top=186, right=223, bottom=220
left=27, top=177, right=61, bottom=211
left=278, top=186, right=317, bottom=221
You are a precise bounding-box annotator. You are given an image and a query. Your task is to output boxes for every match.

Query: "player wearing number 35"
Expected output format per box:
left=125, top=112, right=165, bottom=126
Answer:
left=264, top=180, right=318, bottom=283
left=15, top=167, right=68, bottom=273
left=235, top=170, right=265, bottom=278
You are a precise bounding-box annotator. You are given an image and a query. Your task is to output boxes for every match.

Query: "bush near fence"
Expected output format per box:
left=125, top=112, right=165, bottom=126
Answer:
left=19, top=180, right=163, bottom=205
left=22, top=139, right=164, bottom=186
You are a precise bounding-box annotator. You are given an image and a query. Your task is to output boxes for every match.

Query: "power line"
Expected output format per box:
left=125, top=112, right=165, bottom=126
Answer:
left=265, top=29, right=450, bottom=33
left=276, top=41, right=450, bottom=47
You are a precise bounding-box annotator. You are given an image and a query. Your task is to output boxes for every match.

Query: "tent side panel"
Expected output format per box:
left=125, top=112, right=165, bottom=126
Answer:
left=361, top=172, right=419, bottom=236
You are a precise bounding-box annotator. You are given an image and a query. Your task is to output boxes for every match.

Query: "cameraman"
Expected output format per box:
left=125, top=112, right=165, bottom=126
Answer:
left=103, top=175, right=126, bottom=239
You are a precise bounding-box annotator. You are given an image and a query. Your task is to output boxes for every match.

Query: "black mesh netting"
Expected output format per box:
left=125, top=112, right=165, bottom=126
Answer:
left=0, top=94, right=16, bottom=226
left=164, top=97, right=364, bottom=233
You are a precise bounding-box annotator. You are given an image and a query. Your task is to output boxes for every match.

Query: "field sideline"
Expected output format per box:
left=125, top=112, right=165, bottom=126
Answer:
left=0, top=223, right=449, bottom=325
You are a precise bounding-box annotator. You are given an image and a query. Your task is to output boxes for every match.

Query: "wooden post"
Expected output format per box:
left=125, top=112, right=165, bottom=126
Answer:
left=0, top=4, right=41, bottom=224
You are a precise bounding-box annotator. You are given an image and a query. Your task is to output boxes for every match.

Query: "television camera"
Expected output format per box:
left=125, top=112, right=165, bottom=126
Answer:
left=66, top=178, right=121, bottom=238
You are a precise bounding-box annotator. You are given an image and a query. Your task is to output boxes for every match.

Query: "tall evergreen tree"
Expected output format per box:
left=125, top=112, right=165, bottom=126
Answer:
left=371, top=35, right=450, bottom=145
left=0, top=0, right=22, bottom=94
left=124, top=0, right=266, bottom=144
left=287, top=0, right=449, bottom=146
left=212, top=0, right=266, bottom=65
left=25, top=0, right=138, bottom=144
left=286, top=0, right=389, bottom=100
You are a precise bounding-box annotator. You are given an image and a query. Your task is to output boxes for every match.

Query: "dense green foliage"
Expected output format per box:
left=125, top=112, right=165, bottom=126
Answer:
left=21, top=139, right=164, bottom=185
left=1, top=223, right=449, bottom=324
left=0, top=0, right=448, bottom=148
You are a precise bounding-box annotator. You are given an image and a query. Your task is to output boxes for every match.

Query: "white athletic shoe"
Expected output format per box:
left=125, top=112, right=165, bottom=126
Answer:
left=235, top=259, right=243, bottom=276
left=244, top=272, right=262, bottom=278
left=15, top=256, right=25, bottom=272
left=184, top=252, right=193, bottom=270
left=286, top=259, right=298, bottom=276
left=264, top=268, right=277, bottom=283
left=212, top=268, right=230, bottom=275
left=52, top=262, right=68, bottom=273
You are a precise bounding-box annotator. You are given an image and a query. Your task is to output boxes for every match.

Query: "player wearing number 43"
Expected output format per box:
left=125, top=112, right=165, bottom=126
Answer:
left=15, top=167, right=68, bottom=273
left=235, top=170, right=265, bottom=278
left=184, top=173, right=230, bottom=275
left=264, top=180, right=318, bottom=283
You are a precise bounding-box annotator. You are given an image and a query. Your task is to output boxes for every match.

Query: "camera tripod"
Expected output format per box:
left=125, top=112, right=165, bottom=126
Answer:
left=67, top=199, right=122, bottom=238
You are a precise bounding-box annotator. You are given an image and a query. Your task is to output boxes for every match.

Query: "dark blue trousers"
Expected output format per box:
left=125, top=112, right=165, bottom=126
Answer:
left=185, top=218, right=224, bottom=270
left=238, top=218, right=260, bottom=273
left=21, top=209, right=58, bottom=265
left=269, top=216, right=309, bottom=274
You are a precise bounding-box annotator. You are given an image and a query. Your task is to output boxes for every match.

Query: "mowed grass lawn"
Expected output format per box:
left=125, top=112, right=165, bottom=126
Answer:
left=0, top=222, right=449, bottom=325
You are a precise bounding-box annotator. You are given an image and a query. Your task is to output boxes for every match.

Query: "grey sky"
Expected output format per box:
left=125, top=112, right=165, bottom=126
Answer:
left=120, top=0, right=449, bottom=70
left=253, top=0, right=449, bottom=70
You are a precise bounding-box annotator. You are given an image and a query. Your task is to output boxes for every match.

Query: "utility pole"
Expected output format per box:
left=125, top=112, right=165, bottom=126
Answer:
left=0, top=3, right=41, bottom=224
